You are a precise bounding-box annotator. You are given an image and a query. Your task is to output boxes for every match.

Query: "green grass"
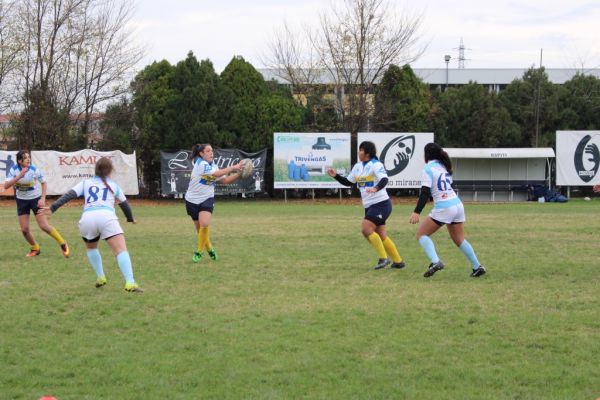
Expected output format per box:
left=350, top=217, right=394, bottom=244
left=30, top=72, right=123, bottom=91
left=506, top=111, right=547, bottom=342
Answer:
left=1, top=199, right=599, bottom=399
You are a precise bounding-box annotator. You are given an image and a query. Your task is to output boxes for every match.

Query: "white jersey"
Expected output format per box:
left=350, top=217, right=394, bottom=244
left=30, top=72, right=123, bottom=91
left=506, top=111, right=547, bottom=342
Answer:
left=72, top=176, right=126, bottom=214
left=185, top=158, right=220, bottom=204
left=347, top=158, right=390, bottom=208
left=421, top=160, right=461, bottom=209
left=7, top=164, right=45, bottom=200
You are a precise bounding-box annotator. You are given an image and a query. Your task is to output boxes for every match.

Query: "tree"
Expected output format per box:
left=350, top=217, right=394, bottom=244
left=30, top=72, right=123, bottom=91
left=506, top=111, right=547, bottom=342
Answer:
left=0, top=0, right=20, bottom=110
left=97, top=96, right=136, bottom=152
left=374, top=64, right=431, bottom=132
left=500, top=67, right=560, bottom=147
left=432, top=82, right=520, bottom=148
left=266, top=0, right=425, bottom=134
left=558, top=73, right=600, bottom=130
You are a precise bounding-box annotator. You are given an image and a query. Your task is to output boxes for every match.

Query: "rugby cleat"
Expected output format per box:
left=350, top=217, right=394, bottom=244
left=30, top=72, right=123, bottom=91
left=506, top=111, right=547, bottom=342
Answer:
left=470, top=265, right=487, bottom=277
left=423, top=260, right=445, bottom=278
left=95, top=276, right=107, bottom=288
left=60, top=242, right=70, bottom=258
left=374, top=258, right=391, bottom=270
left=207, top=248, right=218, bottom=261
left=390, top=261, right=406, bottom=269
left=26, top=249, right=41, bottom=257
left=124, top=282, right=143, bottom=293
left=192, top=251, right=203, bottom=263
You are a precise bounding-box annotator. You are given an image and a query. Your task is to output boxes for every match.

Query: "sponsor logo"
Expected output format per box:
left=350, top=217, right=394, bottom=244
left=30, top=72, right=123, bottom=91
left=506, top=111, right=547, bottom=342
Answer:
left=380, top=135, right=415, bottom=176
left=574, top=135, right=600, bottom=183
left=58, top=155, right=113, bottom=166
left=168, top=151, right=191, bottom=169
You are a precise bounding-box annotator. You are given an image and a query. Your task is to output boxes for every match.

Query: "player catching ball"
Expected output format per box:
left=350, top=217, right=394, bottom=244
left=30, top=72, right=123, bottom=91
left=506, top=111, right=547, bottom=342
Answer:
left=409, top=142, right=486, bottom=278
left=40, top=157, right=143, bottom=293
left=4, top=150, right=70, bottom=258
left=185, top=144, right=245, bottom=263
left=327, top=141, right=405, bottom=270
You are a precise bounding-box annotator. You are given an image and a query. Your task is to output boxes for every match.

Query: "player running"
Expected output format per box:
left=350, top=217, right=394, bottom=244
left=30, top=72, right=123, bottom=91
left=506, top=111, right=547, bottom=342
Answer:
left=409, top=142, right=486, bottom=278
left=327, top=141, right=405, bottom=270
left=40, top=157, right=142, bottom=292
left=4, top=150, right=70, bottom=258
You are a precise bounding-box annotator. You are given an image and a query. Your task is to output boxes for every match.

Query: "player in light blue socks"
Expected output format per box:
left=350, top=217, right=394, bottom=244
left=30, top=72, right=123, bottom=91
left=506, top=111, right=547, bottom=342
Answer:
left=116, top=251, right=135, bottom=285
left=86, top=249, right=106, bottom=287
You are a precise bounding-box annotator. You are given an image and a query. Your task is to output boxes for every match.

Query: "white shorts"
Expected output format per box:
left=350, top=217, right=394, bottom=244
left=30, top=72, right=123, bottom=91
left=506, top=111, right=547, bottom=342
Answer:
left=429, top=203, right=466, bottom=225
left=78, top=210, right=124, bottom=241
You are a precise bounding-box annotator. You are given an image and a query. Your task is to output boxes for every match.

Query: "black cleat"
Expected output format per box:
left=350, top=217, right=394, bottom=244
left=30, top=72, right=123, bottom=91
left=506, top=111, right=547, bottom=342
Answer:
left=390, top=261, right=406, bottom=269
left=423, top=261, right=444, bottom=278
left=373, top=258, right=391, bottom=270
left=470, top=265, right=487, bottom=277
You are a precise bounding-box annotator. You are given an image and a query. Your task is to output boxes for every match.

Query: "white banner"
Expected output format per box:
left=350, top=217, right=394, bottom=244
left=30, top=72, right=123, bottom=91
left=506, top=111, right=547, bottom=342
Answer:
left=556, top=131, right=600, bottom=186
left=0, top=150, right=139, bottom=196
left=357, top=132, right=434, bottom=188
left=273, top=132, right=352, bottom=189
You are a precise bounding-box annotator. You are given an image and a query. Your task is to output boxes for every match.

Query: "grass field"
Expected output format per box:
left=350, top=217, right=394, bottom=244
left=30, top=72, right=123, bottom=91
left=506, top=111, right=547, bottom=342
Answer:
left=1, top=199, right=599, bottom=399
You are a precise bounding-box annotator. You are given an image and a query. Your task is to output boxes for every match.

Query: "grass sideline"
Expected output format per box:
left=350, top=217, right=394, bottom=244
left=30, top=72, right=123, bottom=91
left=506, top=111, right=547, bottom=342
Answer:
left=1, top=199, right=599, bottom=399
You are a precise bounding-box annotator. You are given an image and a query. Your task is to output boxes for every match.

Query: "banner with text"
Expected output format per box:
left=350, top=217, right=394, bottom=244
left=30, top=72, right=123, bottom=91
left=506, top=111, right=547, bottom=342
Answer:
left=556, top=131, right=600, bottom=186
left=1, top=150, right=138, bottom=196
left=160, top=149, right=267, bottom=196
left=357, top=132, right=434, bottom=188
left=273, top=132, right=351, bottom=189
left=0, top=150, right=17, bottom=196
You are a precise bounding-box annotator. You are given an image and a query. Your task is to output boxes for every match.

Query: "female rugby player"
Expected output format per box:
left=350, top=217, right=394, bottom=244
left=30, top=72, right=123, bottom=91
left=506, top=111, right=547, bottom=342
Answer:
left=327, top=141, right=405, bottom=270
left=41, top=157, right=142, bottom=292
left=4, top=150, right=69, bottom=258
left=409, top=142, right=486, bottom=278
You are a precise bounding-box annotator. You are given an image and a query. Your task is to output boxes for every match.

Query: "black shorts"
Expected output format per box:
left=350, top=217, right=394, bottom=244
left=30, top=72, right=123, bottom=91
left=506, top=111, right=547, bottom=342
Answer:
left=186, top=198, right=215, bottom=220
left=16, top=197, right=41, bottom=216
left=364, top=199, right=392, bottom=226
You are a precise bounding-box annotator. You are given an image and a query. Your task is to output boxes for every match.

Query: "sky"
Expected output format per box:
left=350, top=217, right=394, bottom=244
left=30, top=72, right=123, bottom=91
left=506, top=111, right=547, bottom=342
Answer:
left=129, top=0, right=600, bottom=73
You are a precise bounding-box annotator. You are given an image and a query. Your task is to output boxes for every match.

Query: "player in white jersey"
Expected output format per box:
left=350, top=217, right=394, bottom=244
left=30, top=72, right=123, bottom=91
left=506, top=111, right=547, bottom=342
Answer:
left=409, top=143, right=486, bottom=278
left=40, top=157, right=142, bottom=292
left=185, top=144, right=245, bottom=263
left=327, top=141, right=405, bottom=270
left=3, top=150, right=70, bottom=258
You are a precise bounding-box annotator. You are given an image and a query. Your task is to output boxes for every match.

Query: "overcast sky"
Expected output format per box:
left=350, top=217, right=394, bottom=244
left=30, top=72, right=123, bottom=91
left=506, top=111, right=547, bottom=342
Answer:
left=130, top=0, right=600, bottom=73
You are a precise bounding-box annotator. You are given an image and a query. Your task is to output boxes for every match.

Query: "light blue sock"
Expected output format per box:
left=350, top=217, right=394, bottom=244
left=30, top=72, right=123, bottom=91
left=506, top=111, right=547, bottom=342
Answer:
left=86, top=249, right=105, bottom=278
left=418, top=235, right=440, bottom=263
left=116, top=251, right=135, bottom=285
left=459, top=240, right=480, bottom=269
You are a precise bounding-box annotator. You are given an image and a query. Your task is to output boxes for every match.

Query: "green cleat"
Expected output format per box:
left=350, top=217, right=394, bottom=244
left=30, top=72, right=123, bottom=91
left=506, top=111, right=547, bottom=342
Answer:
left=95, top=276, right=107, bottom=288
left=192, top=251, right=203, bottom=263
left=124, top=282, right=143, bottom=293
left=207, top=248, right=218, bottom=261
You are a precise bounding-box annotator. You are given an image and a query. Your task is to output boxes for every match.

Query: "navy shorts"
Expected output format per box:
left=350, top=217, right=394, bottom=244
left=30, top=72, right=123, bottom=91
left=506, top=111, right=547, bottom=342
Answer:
left=364, top=199, right=392, bottom=226
left=16, top=197, right=41, bottom=216
left=186, top=198, right=215, bottom=220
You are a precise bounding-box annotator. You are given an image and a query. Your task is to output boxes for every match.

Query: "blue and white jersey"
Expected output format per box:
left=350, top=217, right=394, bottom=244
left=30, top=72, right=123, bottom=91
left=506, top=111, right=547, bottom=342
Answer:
left=7, top=164, right=45, bottom=200
left=185, top=158, right=220, bottom=204
left=347, top=158, right=389, bottom=208
left=421, top=160, right=461, bottom=209
left=72, top=176, right=126, bottom=213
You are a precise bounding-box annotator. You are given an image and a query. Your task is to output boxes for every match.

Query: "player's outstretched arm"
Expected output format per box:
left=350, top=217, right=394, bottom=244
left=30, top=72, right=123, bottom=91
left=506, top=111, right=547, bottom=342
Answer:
left=38, top=189, right=78, bottom=216
left=118, top=201, right=136, bottom=223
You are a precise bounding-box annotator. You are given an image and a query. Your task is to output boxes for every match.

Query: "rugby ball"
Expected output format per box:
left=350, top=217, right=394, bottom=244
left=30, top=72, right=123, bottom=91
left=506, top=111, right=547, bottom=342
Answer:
left=241, top=159, right=254, bottom=178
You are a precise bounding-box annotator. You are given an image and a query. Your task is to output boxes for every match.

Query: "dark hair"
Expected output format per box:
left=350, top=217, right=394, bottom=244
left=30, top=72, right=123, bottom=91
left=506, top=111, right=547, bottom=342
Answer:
left=95, top=157, right=115, bottom=194
left=359, top=141, right=377, bottom=160
left=190, top=144, right=210, bottom=161
left=16, top=150, right=30, bottom=165
left=424, top=142, right=452, bottom=175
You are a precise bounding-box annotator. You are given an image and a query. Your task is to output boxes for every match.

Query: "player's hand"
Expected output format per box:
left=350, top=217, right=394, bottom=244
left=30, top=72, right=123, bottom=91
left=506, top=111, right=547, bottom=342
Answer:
left=37, top=206, right=52, bottom=216
left=365, top=187, right=377, bottom=193
left=409, top=212, right=420, bottom=224
left=326, top=168, right=336, bottom=177
left=18, top=166, right=29, bottom=178
left=594, top=184, right=600, bottom=193
left=38, top=198, right=45, bottom=207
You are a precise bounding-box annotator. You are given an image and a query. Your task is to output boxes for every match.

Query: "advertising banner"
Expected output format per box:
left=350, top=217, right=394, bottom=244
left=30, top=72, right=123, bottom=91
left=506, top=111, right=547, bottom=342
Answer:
left=556, top=131, right=600, bottom=186
left=273, top=132, right=351, bottom=189
left=357, top=132, right=434, bottom=188
left=0, top=150, right=17, bottom=196
left=160, top=149, right=267, bottom=196
left=1, top=150, right=138, bottom=196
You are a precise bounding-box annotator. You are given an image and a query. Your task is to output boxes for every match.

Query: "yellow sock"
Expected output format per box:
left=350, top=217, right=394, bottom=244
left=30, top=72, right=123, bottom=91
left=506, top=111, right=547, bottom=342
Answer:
left=31, top=243, right=40, bottom=251
left=48, top=228, right=65, bottom=245
left=382, top=237, right=403, bottom=263
left=198, top=227, right=208, bottom=252
left=367, top=233, right=387, bottom=259
left=204, top=227, right=213, bottom=251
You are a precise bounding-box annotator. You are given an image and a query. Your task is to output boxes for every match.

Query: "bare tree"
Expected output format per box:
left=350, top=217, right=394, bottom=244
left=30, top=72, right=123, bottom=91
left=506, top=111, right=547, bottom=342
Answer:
left=266, top=0, right=425, bottom=134
left=0, top=0, right=21, bottom=110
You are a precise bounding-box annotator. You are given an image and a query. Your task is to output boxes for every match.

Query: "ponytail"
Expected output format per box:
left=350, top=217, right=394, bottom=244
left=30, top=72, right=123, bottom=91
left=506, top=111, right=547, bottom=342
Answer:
left=424, top=143, right=453, bottom=175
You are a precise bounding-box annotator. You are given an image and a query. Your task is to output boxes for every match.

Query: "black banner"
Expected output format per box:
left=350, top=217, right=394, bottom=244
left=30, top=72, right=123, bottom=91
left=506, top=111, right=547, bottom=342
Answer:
left=160, top=149, right=267, bottom=197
